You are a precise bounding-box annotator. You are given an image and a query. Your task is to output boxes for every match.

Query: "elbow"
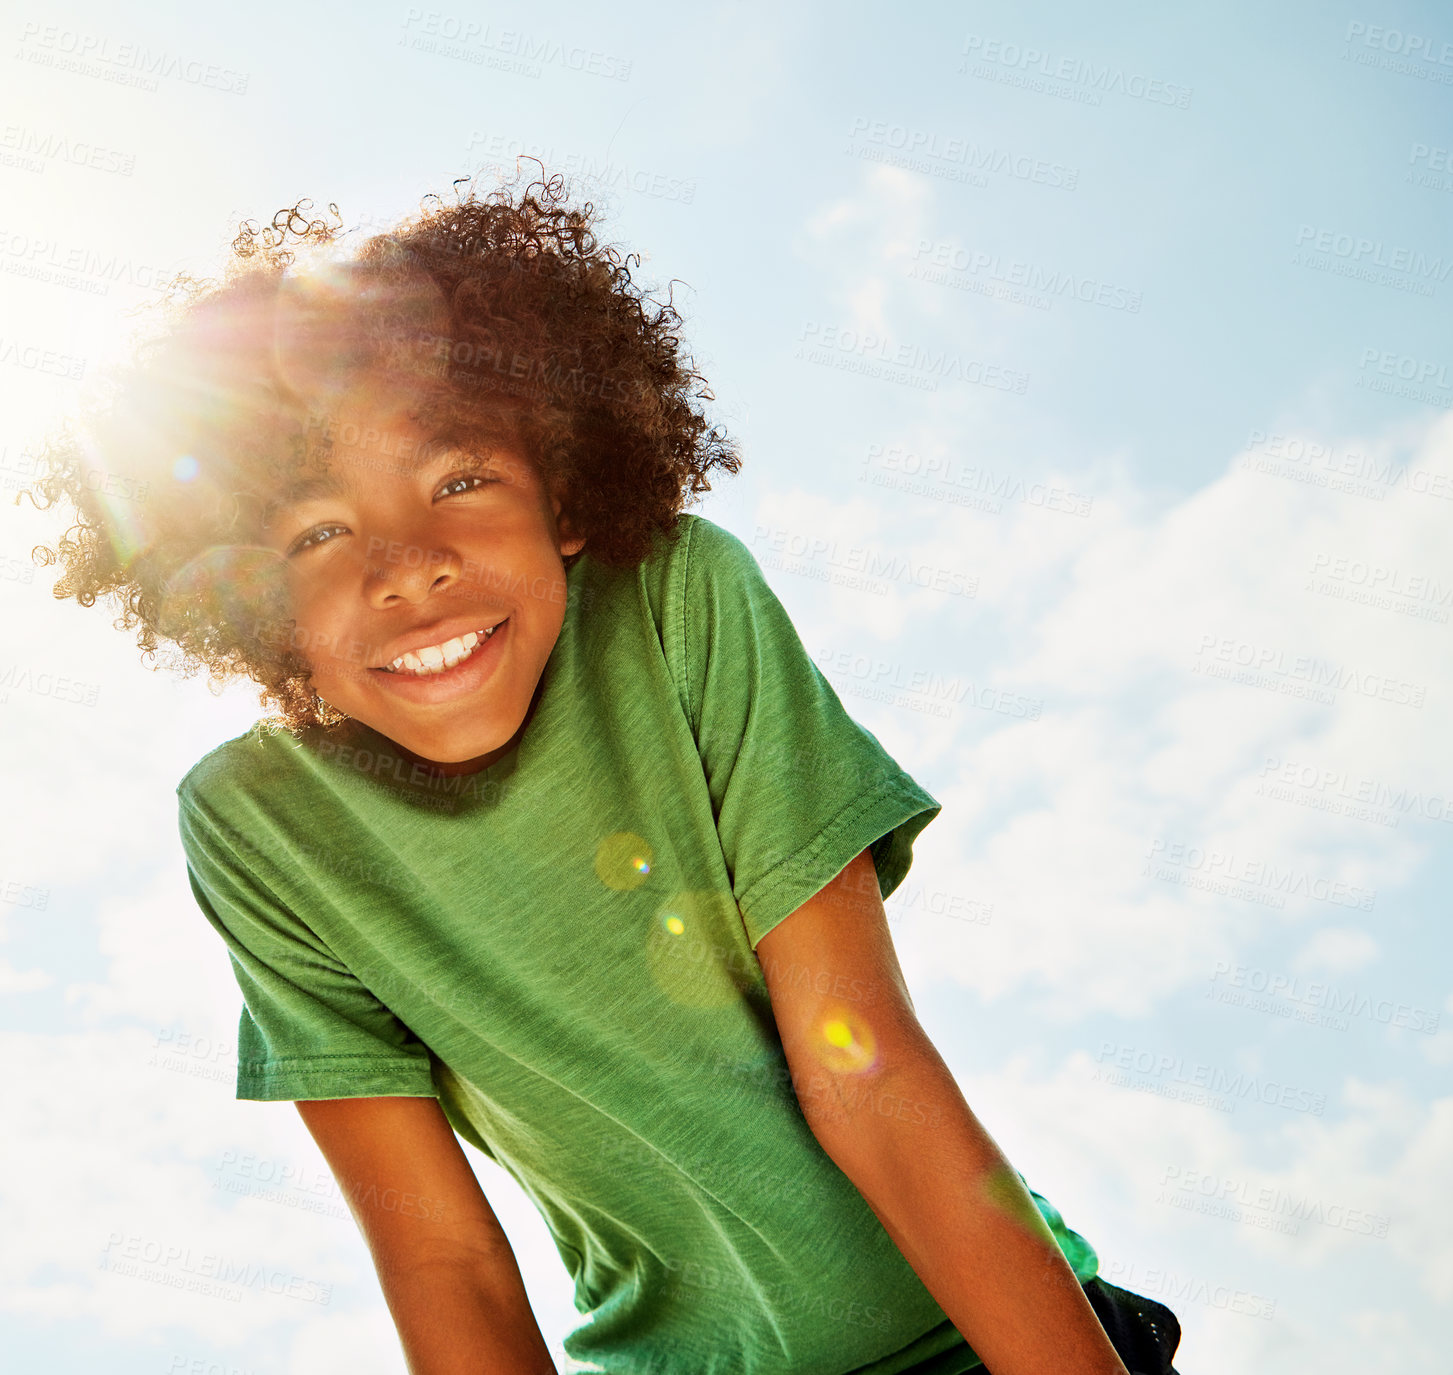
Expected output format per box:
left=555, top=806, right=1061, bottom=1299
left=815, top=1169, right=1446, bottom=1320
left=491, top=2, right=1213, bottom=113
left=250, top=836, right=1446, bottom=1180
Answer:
left=790, top=1016, right=946, bottom=1167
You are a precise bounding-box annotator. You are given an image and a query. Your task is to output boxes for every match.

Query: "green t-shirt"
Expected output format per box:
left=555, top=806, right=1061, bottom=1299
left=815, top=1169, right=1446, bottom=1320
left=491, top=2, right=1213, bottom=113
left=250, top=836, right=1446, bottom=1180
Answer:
left=176, top=513, right=1098, bottom=1375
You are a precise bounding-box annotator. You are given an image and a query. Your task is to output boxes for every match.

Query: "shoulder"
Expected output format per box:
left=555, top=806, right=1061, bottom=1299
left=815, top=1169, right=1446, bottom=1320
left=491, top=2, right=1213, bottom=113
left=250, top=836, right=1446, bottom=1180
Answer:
left=579, top=512, right=764, bottom=620
left=678, top=513, right=761, bottom=579
left=633, top=512, right=761, bottom=581
left=175, top=717, right=308, bottom=817
left=618, top=512, right=754, bottom=638
left=663, top=513, right=772, bottom=606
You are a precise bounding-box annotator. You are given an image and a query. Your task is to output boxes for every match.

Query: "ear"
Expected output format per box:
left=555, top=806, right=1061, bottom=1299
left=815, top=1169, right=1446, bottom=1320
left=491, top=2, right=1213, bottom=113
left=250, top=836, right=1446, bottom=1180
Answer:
left=551, top=493, right=586, bottom=557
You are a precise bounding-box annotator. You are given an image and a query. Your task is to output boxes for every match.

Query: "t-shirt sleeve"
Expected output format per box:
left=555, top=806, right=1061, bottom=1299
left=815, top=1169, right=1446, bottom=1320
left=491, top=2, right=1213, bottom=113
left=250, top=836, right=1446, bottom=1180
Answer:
left=679, top=517, right=943, bottom=949
left=176, top=791, right=439, bottom=1102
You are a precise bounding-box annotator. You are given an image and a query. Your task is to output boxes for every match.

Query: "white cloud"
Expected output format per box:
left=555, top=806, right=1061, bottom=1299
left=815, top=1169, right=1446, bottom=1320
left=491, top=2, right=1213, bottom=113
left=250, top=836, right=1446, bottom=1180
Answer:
left=64, top=863, right=242, bottom=1030
left=752, top=410, right=1453, bottom=1018
left=0, top=486, right=266, bottom=888
left=799, top=164, right=940, bottom=353
left=949, top=1052, right=1453, bottom=1372
left=0, top=1026, right=576, bottom=1362
left=739, top=401, right=1453, bottom=1368
left=1291, top=927, right=1380, bottom=977
left=0, top=959, right=52, bottom=993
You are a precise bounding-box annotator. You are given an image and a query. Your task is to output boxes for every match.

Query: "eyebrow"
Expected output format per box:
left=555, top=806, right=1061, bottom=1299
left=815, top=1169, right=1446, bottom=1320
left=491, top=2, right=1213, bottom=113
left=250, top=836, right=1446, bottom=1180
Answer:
left=275, top=471, right=350, bottom=505
left=271, top=441, right=486, bottom=509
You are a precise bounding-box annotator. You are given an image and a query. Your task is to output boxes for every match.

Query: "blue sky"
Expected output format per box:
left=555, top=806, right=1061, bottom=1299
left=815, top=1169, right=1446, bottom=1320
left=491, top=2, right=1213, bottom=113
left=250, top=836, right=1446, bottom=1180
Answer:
left=2, top=2, right=1450, bottom=1371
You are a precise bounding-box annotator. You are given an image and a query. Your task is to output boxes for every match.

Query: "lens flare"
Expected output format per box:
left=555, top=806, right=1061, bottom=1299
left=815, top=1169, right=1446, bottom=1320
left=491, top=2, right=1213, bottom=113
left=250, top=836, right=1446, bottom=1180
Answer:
left=172, top=454, right=199, bottom=482
left=594, top=831, right=654, bottom=891
left=645, top=890, right=753, bottom=1010
left=157, top=543, right=289, bottom=639
left=813, top=1005, right=879, bottom=1075
left=74, top=434, right=149, bottom=568
left=272, top=248, right=452, bottom=408
left=88, top=479, right=148, bottom=568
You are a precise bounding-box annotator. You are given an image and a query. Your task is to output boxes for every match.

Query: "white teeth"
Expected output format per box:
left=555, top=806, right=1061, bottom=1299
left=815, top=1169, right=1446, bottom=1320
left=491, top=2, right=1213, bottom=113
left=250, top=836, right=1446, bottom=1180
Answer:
left=387, top=624, right=498, bottom=676
left=439, top=632, right=477, bottom=668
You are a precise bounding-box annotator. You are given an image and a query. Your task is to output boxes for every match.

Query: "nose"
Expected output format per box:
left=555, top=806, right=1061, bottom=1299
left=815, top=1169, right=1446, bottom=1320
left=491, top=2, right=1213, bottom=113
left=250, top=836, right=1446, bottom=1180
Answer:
left=361, top=528, right=462, bottom=606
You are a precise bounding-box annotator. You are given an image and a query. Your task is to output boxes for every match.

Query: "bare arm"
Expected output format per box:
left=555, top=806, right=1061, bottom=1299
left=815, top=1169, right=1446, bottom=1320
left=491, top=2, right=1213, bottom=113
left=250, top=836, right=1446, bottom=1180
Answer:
left=755, top=848, right=1130, bottom=1375
left=296, top=1094, right=556, bottom=1375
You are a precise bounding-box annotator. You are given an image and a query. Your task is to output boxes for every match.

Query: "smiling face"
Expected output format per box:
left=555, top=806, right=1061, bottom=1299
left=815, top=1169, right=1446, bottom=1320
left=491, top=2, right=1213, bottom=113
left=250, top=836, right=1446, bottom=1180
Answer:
left=260, top=393, right=584, bottom=773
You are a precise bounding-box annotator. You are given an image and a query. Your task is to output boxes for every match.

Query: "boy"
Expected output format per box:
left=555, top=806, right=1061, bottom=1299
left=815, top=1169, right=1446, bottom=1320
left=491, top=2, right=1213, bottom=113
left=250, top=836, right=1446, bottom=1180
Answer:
left=24, top=170, right=1181, bottom=1374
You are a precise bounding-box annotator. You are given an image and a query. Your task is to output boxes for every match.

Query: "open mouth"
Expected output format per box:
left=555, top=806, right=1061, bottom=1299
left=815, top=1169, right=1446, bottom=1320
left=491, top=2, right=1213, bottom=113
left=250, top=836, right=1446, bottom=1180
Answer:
left=378, top=621, right=507, bottom=676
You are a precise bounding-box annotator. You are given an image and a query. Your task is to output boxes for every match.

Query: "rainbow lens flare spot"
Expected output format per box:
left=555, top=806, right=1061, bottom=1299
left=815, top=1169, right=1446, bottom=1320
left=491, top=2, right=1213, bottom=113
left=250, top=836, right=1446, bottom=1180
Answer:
left=645, top=890, right=753, bottom=1009
left=594, top=831, right=654, bottom=891
left=814, top=1006, right=879, bottom=1075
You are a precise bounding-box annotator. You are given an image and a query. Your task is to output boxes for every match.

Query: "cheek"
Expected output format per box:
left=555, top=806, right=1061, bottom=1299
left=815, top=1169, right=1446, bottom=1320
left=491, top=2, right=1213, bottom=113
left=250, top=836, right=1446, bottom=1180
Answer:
left=277, top=591, right=357, bottom=672
left=286, top=571, right=345, bottom=628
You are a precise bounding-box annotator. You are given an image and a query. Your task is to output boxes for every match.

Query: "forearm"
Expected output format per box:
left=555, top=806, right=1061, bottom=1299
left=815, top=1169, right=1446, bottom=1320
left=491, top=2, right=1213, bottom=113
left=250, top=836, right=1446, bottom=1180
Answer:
left=376, top=1251, right=557, bottom=1375
left=802, top=1031, right=1129, bottom=1375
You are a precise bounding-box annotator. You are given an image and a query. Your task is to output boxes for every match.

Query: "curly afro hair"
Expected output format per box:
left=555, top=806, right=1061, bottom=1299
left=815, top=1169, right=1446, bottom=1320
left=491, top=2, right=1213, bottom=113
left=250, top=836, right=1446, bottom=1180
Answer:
left=18, top=164, right=741, bottom=734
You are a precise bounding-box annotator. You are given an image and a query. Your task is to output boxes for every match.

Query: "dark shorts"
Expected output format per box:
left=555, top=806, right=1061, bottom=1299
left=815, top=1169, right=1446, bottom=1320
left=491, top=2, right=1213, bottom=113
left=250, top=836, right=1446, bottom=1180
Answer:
left=976, top=1278, right=1183, bottom=1375
left=1080, top=1278, right=1182, bottom=1374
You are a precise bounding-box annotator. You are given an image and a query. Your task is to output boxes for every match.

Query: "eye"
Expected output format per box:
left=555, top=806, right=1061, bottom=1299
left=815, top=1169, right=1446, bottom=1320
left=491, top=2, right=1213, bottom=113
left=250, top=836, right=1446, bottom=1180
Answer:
left=437, top=472, right=496, bottom=498
left=282, top=472, right=494, bottom=558
left=286, top=523, right=347, bottom=557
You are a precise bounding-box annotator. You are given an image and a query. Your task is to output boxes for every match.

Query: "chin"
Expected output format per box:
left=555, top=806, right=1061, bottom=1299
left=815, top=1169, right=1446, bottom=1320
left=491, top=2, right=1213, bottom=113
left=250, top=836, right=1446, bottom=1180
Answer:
left=398, top=719, right=521, bottom=768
